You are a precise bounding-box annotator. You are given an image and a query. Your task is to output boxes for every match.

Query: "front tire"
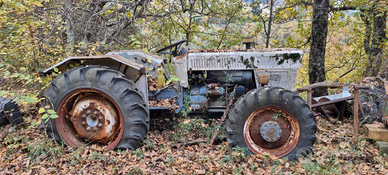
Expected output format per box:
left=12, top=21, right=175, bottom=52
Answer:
left=226, top=87, right=316, bottom=160
left=42, top=66, right=149, bottom=150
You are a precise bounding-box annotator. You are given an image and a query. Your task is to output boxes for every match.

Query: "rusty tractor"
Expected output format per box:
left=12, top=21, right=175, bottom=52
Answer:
left=39, top=40, right=316, bottom=160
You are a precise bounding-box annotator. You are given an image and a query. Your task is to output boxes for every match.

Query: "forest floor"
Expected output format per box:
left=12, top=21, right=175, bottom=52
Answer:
left=1, top=112, right=388, bottom=174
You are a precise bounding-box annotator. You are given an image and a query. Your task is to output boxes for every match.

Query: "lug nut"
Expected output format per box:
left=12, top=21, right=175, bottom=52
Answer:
left=86, top=126, right=91, bottom=131
left=82, top=114, right=86, bottom=118
left=94, top=111, right=98, bottom=115
left=87, top=110, right=91, bottom=114
left=98, top=123, right=102, bottom=127
left=99, top=116, right=103, bottom=120
left=82, top=121, right=86, bottom=125
left=93, top=127, right=98, bottom=131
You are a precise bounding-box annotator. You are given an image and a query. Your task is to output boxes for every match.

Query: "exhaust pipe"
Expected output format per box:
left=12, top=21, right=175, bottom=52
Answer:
left=243, top=36, right=253, bottom=50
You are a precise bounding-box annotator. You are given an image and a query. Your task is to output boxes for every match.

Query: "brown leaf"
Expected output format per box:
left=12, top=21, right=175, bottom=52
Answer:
left=195, top=169, right=206, bottom=175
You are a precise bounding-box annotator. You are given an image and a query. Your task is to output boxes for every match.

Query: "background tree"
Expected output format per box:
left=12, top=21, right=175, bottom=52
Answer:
left=277, top=0, right=387, bottom=97
left=250, top=0, right=288, bottom=48
left=363, top=0, right=387, bottom=76
left=1, top=0, right=386, bottom=97
left=142, top=0, right=247, bottom=50
left=309, top=0, right=329, bottom=97
left=58, top=0, right=151, bottom=53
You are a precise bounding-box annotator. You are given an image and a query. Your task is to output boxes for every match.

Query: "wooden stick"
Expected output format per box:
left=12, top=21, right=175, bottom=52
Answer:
left=171, top=139, right=206, bottom=148
left=353, top=86, right=369, bottom=144
left=353, top=88, right=359, bottom=143
left=307, top=88, right=312, bottom=110
left=209, top=85, right=237, bottom=145
left=296, top=82, right=344, bottom=93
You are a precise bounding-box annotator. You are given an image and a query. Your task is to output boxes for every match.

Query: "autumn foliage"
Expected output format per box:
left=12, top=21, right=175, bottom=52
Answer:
left=1, top=0, right=388, bottom=174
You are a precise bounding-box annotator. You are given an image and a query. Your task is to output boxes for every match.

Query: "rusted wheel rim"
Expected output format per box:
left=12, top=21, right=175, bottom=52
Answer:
left=55, top=88, right=124, bottom=150
left=243, top=105, right=300, bottom=157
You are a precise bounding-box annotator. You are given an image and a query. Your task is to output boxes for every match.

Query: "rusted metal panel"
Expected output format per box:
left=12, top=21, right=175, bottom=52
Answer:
left=106, top=51, right=163, bottom=79
left=43, top=55, right=142, bottom=73
left=312, top=87, right=352, bottom=116
left=135, top=74, right=149, bottom=106
left=40, top=54, right=150, bottom=85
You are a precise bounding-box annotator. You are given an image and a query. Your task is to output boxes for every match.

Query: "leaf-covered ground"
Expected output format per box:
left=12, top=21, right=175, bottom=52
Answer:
left=1, top=113, right=388, bottom=174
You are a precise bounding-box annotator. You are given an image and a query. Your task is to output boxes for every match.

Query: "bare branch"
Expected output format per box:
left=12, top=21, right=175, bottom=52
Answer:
left=302, top=36, right=311, bottom=47
left=275, top=0, right=314, bottom=12
left=329, top=6, right=371, bottom=12
left=333, top=61, right=358, bottom=83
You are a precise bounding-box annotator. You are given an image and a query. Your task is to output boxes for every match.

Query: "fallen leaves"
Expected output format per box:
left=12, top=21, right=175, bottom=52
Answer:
left=1, top=112, right=388, bottom=174
left=148, top=98, right=178, bottom=110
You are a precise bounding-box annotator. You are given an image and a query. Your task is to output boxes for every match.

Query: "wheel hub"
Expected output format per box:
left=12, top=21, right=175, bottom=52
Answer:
left=260, top=121, right=282, bottom=142
left=86, top=113, right=99, bottom=127
left=243, top=105, right=300, bottom=157
left=70, top=95, right=120, bottom=144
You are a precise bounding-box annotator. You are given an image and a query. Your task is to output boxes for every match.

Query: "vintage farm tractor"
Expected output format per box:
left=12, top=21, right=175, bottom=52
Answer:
left=38, top=40, right=316, bottom=160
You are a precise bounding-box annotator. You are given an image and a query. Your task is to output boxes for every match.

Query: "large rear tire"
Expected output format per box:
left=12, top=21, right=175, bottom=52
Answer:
left=42, top=65, right=149, bottom=150
left=226, top=87, right=316, bottom=160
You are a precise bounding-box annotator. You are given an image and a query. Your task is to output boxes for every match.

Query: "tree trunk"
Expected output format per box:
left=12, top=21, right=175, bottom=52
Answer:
left=64, top=0, right=74, bottom=54
left=367, top=7, right=386, bottom=77
left=361, top=13, right=372, bottom=56
left=309, top=0, right=329, bottom=97
left=265, top=0, right=274, bottom=48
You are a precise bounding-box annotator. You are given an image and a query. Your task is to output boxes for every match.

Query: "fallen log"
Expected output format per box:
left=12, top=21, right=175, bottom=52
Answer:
left=295, top=81, right=344, bottom=93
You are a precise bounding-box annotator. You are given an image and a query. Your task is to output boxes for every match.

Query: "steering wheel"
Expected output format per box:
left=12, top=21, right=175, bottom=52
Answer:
left=157, top=40, right=187, bottom=57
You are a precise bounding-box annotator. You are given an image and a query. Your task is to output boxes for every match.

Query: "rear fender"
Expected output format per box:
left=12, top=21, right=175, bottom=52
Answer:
left=38, top=54, right=151, bottom=105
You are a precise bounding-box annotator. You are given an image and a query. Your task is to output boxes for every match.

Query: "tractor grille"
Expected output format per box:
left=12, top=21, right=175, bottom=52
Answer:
left=188, top=53, right=246, bottom=70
